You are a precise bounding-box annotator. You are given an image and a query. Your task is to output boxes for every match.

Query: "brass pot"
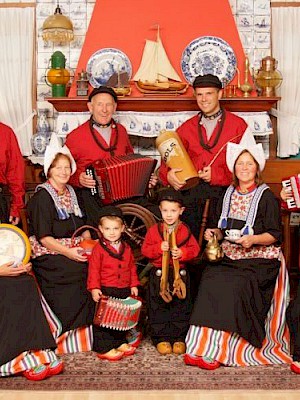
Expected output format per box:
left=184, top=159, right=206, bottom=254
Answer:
left=205, top=233, right=224, bottom=263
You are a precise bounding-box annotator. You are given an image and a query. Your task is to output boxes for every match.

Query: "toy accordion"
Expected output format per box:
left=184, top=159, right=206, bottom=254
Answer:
left=86, top=154, right=157, bottom=204
left=93, top=295, right=142, bottom=331
left=281, top=174, right=300, bottom=211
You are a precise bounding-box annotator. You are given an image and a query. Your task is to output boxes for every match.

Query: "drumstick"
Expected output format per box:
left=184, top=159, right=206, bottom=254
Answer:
left=207, top=133, right=243, bottom=168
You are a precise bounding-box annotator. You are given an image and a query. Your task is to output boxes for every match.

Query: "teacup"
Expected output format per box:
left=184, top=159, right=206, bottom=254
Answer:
left=225, top=229, right=241, bottom=241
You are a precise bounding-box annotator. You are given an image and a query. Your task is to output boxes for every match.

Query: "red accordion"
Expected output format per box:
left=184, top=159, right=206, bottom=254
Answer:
left=93, top=295, right=142, bottom=331
left=86, top=154, right=157, bottom=204
left=281, top=174, right=300, bottom=211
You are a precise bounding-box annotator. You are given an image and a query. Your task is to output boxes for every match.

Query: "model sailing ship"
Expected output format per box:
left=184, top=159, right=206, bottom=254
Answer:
left=133, top=27, right=188, bottom=94
left=106, top=70, right=131, bottom=97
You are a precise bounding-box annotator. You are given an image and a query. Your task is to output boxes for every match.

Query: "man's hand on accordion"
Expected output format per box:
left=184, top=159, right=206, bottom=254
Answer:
left=280, top=187, right=293, bottom=202
left=91, top=288, right=102, bottom=302
left=79, top=172, right=96, bottom=189
left=148, top=173, right=158, bottom=189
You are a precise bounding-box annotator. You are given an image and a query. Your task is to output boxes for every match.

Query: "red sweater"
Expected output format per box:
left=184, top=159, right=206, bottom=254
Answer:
left=87, top=241, right=140, bottom=290
left=159, top=111, right=247, bottom=187
left=141, top=222, right=200, bottom=268
left=65, top=121, right=134, bottom=187
left=0, top=123, right=25, bottom=218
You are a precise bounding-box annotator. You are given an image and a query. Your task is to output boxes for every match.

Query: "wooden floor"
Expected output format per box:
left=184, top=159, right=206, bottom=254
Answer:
left=1, top=391, right=300, bottom=400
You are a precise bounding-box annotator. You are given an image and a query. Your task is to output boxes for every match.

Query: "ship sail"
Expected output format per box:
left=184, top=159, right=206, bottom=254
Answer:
left=133, top=33, right=181, bottom=84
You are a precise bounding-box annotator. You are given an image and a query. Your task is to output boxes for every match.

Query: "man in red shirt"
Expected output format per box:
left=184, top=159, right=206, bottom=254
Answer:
left=159, top=74, right=248, bottom=239
left=65, top=87, right=134, bottom=226
left=66, top=86, right=158, bottom=226
left=0, top=123, right=25, bottom=224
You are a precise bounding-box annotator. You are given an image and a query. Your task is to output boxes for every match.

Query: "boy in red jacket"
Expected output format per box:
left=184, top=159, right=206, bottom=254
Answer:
left=141, top=189, right=200, bottom=355
left=87, top=206, right=139, bottom=361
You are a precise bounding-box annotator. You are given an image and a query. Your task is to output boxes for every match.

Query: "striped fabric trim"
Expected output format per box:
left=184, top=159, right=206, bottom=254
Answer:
left=40, top=289, right=93, bottom=353
left=0, top=349, right=58, bottom=377
left=56, top=326, right=93, bottom=354
left=0, top=284, right=93, bottom=376
left=40, top=292, right=63, bottom=338
left=186, top=256, right=292, bottom=366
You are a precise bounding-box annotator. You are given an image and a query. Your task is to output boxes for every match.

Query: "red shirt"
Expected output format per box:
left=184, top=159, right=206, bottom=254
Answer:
left=87, top=241, right=140, bottom=290
left=65, top=121, right=134, bottom=187
left=159, top=111, right=247, bottom=187
left=141, top=222, right=200, bottom=268
left=0, top=123, right=25, bottom=218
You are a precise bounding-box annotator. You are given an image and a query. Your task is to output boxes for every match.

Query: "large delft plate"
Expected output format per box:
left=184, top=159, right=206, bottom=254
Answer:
left=181, top=36, right=237, bottom=86
left=87, top=48, right=132, bottom=88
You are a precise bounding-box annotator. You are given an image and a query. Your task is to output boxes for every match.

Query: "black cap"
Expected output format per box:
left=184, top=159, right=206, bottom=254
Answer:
left=158, top=188, right=184, bottom=206
left=193, top=74, right=223, bottom=89
left=98, top=206, right=123, bottom=221
left=88, top=86, right=118, bottom=103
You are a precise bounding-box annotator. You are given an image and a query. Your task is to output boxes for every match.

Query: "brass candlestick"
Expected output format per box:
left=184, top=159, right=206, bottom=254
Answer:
left=237, top=56, right=253, bottom=97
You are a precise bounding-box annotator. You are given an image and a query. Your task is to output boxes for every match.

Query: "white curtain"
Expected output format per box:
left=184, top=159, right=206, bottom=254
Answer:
left=0, top=7, right=35, bottom=156
left=272, top=7, right=300, bottom=157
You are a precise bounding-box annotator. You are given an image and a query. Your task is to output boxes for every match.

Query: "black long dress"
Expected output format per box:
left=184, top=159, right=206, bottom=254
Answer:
left=27, top=189, right=94, bottom=333
left=190, top=188, right=282, bottom=349
left=0, top=274, right=56, bottom=366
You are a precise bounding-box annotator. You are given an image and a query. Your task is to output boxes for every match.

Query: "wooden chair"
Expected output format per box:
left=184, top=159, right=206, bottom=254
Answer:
left=19, top=208, right=29, bottom=236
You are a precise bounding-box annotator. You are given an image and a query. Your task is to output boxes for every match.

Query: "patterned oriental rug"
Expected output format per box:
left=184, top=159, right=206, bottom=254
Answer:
left=1, top=339, right=300, bottom=391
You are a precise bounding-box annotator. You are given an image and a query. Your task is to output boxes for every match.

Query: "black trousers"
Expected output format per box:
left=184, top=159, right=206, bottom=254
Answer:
left=180, top=182, right=228, bottom=240
left=0, top=189, right=9, bottom=223
left=76, top=188, right=160, bottom=229
left=92, top=286, right=131, bottom=354
left=147, top=268, right=192, bottom=345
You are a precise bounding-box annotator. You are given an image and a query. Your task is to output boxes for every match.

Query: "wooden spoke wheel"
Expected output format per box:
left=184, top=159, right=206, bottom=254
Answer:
left=117, top=203, right=157, bottom=260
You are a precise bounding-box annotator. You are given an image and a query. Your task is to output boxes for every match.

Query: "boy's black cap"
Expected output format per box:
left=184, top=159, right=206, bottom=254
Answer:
left=158, top=188, right=184, bottom=206
left=88, top=86, right=118, bottom=103
left=98, top=206, right=123, bottom=221
left=193, top=74, right=223, bottom=89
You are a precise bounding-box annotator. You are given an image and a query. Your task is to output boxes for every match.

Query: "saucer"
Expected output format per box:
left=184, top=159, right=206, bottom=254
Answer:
left=224, top=236, right=239, bottom=243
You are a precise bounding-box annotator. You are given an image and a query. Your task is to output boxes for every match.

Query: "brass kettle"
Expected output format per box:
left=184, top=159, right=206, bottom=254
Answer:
left=205, top=233, right=224, bottom=262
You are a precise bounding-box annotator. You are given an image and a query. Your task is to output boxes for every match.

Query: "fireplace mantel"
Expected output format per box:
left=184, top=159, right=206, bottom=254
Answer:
left=47, top=96, right=280, bottom=113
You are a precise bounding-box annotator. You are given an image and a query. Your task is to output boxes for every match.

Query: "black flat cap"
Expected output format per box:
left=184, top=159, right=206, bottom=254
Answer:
left=98, top=206, right=123, bottom=221
left=88, top=86, right=118, bottom=103
left=158, top=188, right=184, bottom=206
left=193, top=74, right=222, bottom=89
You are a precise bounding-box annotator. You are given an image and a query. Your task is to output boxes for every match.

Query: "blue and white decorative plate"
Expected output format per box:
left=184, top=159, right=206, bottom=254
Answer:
left=181, top=36, right=237, bottom=86
left=87, top=48, right=132, bottom=88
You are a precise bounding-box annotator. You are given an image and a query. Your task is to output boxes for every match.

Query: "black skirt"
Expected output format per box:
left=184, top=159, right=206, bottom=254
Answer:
left=32, top=255, right=94, bottom=333
left=0, top=275, right=56, bottom=366
left=190, top=257, right=280, bottom=348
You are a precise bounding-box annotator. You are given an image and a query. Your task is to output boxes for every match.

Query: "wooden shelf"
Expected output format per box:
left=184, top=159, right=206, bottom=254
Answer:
left=47, top=96, right=280, bottom=113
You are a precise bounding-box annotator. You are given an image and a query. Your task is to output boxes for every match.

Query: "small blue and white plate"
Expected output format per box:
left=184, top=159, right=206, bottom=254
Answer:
left=181, top=36, right=237, bottom=86
left=87, top=48, right=132, bottom=88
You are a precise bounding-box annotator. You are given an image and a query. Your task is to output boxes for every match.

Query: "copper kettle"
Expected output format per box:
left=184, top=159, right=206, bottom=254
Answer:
left=205, top=233, right=224, bottom=262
